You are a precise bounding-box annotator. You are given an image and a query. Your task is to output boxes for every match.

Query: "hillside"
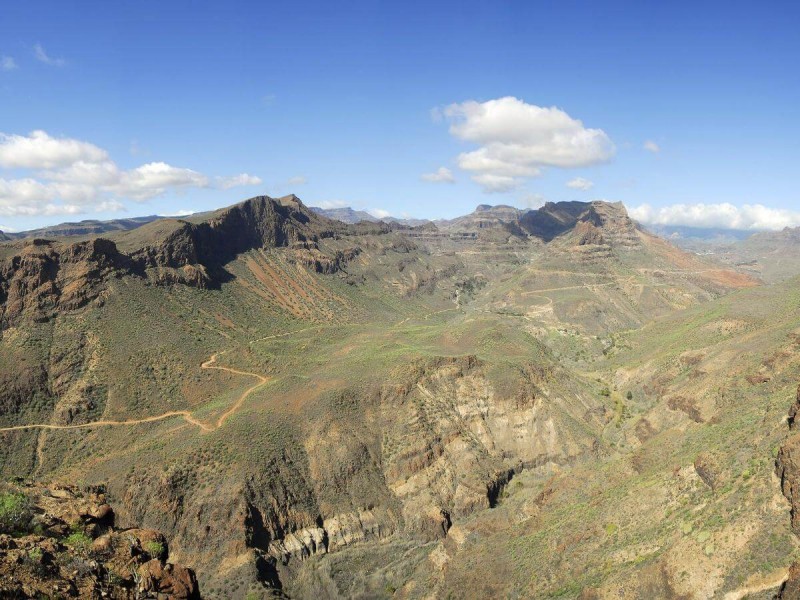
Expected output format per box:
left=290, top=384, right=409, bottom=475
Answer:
left=0, top=194, right=787, bottom=599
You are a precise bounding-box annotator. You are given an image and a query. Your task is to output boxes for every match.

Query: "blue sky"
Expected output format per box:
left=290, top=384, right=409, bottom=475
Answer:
left=1, top=0, right=799, bottom=231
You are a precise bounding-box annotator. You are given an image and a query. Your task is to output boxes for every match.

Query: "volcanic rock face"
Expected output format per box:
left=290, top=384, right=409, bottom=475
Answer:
left=0, top=483, right=199, bottom=599
left=100, top=352, right=603, bottom=596
left=128, top=195, right=339, bottom=287
left=0, top=237, right=131, bottom=327
left=776, top=386, right=800, bottom=598
left=520, top=200, right=642, bottom=248
left=0, top=195, right=359, bottom=327
left=777, top=386, right=800, bottom=532
left=437, top=200, right=643, bottom=249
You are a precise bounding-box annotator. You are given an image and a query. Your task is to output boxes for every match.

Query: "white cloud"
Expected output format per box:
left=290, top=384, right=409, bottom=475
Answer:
left=421, top=166, right=455, bottom=183
left=316, top=200, right=349, bottom=210
left=629, top=202, right=800, bottom=231
left=470, top=173, right=519, bottom=193
left=34, top=43, right=65, bottom=67
left=0, top=130, right=107, bottom=169
left=94, top=200, right=126, bottom=213
left=164, top=209, right=195, bottom=217
left=116, top=162, right=209, bottom=200
left=286, top=175, right=307, bottom=186
left=566, top=177, right=594, bottom=191
left=643, top=140, right=660, bottom=153
left=216, top=173, right=262, bottom=190
left=441, top=97, right=614, bottom=192
left=0, top=130, right=260, bottom=217
left=367, top=208, right=392, bottom=219
left=520, top=193, right=547, bottom=209
left=1, top=56, right=17, bottom=71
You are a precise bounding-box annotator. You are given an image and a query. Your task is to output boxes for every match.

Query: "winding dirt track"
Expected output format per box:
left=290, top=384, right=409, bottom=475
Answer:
left=0, top=315, right=452, bottom=437
left=0, top=353, right=271, bottom=435
left=200, top=353, right=269, bottom=429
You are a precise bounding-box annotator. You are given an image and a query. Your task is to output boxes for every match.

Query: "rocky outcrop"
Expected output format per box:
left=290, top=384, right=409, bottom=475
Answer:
left=0, top=482, right=199, bottom=599
left=780, top=562, right=800, bottom=599
left=137, top=559, right=200, bottom=598
left=0, top=195, right=366, bottom=328
left=517, top=200, right=642, bottom=249
left=438, top=204, right=527, bottom=239
left=0, top=238, right=132, bottom=327
left=378, top=355, right=604, bottom=540
left=777, top=386, right=800, bottom=533
left=436, top=200, right=644, bottom=249
left=267, top=508, right=389, bottom=563
left=130, top=195, right=329, bottom=279
left=776, top=385, right=800, bottom=598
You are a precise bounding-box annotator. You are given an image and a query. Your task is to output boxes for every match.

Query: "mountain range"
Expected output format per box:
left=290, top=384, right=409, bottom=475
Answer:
left=0, top=195, right=799, bottom=599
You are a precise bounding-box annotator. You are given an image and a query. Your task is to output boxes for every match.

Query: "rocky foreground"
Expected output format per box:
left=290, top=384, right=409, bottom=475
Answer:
left=0, top=481, right=199, bottom=598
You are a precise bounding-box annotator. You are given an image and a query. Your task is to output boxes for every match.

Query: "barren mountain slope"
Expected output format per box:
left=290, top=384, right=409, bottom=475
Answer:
left=0, top=195, right=776, bottom=599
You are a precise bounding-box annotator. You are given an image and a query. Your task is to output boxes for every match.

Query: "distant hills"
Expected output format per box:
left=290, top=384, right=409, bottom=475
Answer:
left=644, top=224, right=754, bottom=244
left=309, top=206, right=379, bottom=223
left=0, top=215, right=164, bottom=240
left=4, top=202, right=796, bottom=249
left=309, top=205, right=429, bottom=227
left=4, top=199, right=800, bottom=290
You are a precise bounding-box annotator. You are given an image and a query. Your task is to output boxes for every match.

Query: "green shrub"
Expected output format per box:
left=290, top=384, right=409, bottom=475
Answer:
left=65, top=531, right=92, bottom=552
left=23, top=547, right=47, bottom=577
left=0, top=492, right=33, bottom=534
left=145, top=540, right=165, bottom=559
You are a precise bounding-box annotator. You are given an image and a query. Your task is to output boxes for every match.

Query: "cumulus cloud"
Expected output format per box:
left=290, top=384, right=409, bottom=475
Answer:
left=0, top=131, right=107, bottom=169
left=421, top=166, right=455, bottom=183
left=216, top=173, right=262, bottom=190
left=643, top=140, right=660, bottom=153
left=0, top=130, right=261, bottom=217
left=367, top=208, right=392, bottom=219
left=520, top=193, right=548, bottom=209
left=34, top=43, right=65, bottom=67
left=471, top=173, right=519, bottom=193
left=316, top=200, right=349, bottom=210
left=1, top=56, right=17, bottom=71
left=629, top=202, right=800, bottom=231
left=117, top=163, right=210, bottom=199
left=440, top=97, right=614, bottom=193
left=566, top=177, right=594, bottom=191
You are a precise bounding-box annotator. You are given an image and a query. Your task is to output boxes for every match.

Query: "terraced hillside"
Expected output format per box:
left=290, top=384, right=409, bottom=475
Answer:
left=0, top=195, right=785, bottom=599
